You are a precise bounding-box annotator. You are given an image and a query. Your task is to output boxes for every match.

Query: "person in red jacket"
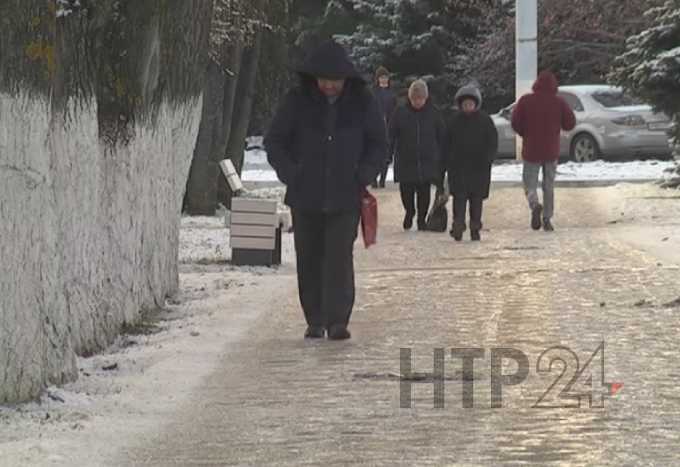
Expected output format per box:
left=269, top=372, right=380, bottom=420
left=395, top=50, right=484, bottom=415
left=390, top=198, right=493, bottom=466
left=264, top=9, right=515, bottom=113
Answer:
left=511, top=71, right=576, bottom=231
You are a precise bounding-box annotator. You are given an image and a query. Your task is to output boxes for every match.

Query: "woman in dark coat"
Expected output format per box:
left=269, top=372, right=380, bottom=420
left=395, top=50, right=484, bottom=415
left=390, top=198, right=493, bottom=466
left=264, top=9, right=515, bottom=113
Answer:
left=444, top=85, right=498, bottom=241
left=389, top=79, right=446, bottom=231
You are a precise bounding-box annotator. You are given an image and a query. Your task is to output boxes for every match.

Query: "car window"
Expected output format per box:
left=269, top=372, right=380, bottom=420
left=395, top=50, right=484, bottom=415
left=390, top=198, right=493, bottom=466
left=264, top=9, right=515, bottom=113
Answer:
left=558, top=93, right=584, bottom=111
left=591, top=91, right=643, bottom=108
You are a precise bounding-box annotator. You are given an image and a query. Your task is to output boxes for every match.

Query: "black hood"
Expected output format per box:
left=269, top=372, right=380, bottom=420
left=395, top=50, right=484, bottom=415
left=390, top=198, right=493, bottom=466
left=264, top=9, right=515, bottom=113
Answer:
left=296, top=40, right=363, bottom=81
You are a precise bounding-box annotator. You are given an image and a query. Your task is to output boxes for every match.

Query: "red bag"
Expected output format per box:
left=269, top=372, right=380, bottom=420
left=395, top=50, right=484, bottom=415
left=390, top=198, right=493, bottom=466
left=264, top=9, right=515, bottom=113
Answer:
left=360, top=188, right=378, bottom=248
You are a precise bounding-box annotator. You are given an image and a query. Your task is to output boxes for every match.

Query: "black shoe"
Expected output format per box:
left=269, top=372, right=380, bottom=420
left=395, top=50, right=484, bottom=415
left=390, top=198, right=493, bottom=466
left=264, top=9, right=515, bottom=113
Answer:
left=543, top=219, right=554, bottom=232
left=450, top=223, right=464, bottom=241
left=417, top=219, right=427, bottom=231
left=531, top=204, right=543, bottom=230
left=471, top=230, right=481, bottom=241
left=403, top=214, right=414, bottom=230
left=304, top=326, right=325, bottom=339
left=371, top=181, right=378, bottom=188
left=379, top=181, right=386, bottom=188
left=327, top=325, right=351, bottom=340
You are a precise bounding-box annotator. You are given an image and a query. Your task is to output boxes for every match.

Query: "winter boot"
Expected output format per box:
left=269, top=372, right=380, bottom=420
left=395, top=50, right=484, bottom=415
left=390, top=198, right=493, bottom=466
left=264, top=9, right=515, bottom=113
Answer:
left=328, top=325, right=351, bottom=340
left=304, top=326, right=325, bottom=339
left=531, top=204, right=543, bottom=230
left=450, top=223, right=465, bottom=241
left=403, top=213, right=414, bottom=230
left=471, top=229, right=481, bottom=241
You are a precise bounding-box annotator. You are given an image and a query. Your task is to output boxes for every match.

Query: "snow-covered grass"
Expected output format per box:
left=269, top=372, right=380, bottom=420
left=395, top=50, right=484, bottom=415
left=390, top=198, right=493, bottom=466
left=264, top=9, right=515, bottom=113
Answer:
left=492, top=159, right=677, bottom=182
left=242, top=138, right=677, bottom=183
left=242, top=158, right=677, bottom=183
left=179, top=216, right=230, bottom=264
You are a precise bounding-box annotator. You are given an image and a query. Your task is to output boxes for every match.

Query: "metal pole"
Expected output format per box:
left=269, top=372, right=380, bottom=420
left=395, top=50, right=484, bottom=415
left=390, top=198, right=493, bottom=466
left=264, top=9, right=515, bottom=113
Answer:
left=515, top=0, right=537, bottom=160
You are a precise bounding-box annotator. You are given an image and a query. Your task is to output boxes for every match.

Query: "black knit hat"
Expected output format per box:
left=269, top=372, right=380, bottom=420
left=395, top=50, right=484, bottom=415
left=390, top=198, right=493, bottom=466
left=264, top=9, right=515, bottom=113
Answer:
left=297, top=40, right=362, bottom=81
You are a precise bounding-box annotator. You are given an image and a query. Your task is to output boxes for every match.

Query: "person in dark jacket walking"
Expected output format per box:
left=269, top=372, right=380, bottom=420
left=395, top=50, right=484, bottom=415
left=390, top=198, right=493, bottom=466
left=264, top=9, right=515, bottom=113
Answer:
left=444, top=85, right=498, bottom=241
left=389, top=79, right=445, bottom=231
left=264, top=40, right=386, bottom=340
left=511, top=70, right=576, bottom=231
left=372, top=66, right=397, bottom=188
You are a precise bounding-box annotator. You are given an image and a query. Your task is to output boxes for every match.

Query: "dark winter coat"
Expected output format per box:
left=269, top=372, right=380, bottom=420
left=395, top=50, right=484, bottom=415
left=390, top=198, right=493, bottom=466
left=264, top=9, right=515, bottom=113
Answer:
left=444, top=85, right=498, bottom=199
left=511, top=70, right=577, bottom=163
left=388, top=100, right=446, bottom=184
left=264, top=41, right=387, bottom=212
left=373, top=86, right=397, bottom=128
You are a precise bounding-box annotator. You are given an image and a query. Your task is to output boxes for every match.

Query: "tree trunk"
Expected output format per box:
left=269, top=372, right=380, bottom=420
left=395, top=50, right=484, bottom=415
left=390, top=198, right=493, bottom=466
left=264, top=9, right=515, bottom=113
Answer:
left=214, top=42, right=245, bottom=208
left=217, top=41, right=245, bottom=158
left=0, top=0, right=212, bottom=403
left=220, top=28, right=264, bottom=207
left=184, top=59, right=225, bottom=215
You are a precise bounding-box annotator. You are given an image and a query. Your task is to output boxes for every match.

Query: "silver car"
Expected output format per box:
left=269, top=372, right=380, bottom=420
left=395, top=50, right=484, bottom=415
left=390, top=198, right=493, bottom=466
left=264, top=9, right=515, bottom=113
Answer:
left=492, top=85, right=673, bottom=161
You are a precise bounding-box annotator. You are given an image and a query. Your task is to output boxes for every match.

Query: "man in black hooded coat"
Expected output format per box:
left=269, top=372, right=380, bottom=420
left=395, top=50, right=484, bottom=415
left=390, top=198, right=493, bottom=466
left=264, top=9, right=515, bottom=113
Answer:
left=264, top=40, right=386, bottom=340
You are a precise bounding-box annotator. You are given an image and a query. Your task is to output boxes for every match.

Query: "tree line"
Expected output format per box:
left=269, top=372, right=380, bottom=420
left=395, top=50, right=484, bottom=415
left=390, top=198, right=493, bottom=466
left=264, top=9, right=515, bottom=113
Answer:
left=184, top=0, right=680, bottom=216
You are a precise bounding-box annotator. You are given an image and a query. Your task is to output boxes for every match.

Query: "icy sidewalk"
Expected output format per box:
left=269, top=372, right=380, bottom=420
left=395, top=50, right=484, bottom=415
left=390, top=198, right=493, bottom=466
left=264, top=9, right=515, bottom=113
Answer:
left=123, top=182, right=680, bottom=466
left=1, top=182, right=679, bottom=466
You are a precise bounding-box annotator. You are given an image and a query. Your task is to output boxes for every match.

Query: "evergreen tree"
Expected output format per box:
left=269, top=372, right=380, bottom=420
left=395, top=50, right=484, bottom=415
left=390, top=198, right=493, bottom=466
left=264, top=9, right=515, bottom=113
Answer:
left=609, top=0, right=680, bottom=186
left=610, top=1, right=680, bottom=142
left=332, top=0, right=494, bottom=111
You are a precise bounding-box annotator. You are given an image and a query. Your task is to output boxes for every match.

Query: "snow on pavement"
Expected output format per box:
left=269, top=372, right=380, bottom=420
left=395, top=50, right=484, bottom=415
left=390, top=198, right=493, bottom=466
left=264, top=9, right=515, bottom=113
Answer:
left=0, top=214, right=296, bottom=467
left=242, top=137, right=677, bottom=183
left=1, top=179, right=679, bottom=466
left=243, top=158, right=677, bottom=183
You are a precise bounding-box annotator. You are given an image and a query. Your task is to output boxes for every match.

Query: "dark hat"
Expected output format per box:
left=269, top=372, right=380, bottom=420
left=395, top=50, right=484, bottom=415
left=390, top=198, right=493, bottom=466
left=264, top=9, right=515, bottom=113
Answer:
left=297, top=40, right=362, bottom=81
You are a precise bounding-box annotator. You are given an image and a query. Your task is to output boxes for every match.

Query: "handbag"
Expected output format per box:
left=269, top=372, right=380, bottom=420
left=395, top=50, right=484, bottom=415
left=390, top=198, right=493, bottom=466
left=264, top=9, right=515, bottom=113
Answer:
left=425, top=193, right=449, bottom=232
left=360, top=188, right=378, bottom=248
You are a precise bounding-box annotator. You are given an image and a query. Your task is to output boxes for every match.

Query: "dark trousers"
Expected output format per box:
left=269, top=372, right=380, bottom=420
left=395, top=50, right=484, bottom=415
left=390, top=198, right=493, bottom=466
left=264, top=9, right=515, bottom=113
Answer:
left=378, top=165, right=388, bottom=186
left=292, top=209, right=360, bottom=328
left=453, top=196, right=484, bottom=231
left=372, top=164, right=389, bottom=187
left=400, top=182, right=431, bottom=222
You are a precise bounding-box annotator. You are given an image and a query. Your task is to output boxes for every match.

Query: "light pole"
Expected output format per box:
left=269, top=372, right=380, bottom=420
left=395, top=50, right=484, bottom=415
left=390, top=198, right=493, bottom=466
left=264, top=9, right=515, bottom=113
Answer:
left=515, top=0, right=537, bottom=159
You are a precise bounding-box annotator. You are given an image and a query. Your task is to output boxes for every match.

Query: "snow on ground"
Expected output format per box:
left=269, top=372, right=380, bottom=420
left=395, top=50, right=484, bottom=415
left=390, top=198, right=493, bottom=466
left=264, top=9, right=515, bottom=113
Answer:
left=179, top=216, right=230, bottom=264
left=242, top=138, right=677, bottom=183
left=492, top=159, right=678, bottom=182
left=243, top=158, right=677, bottom=183
left=597, top=181, right=680, bottom=224
left=1, top=176, right=679, bottom=466
left=0, top=214, right=296, bottom=466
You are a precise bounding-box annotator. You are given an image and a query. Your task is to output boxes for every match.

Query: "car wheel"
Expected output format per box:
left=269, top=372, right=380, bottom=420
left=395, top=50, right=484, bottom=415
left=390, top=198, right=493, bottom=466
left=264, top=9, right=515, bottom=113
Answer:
left=570, top=133, right=599, bottom=162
